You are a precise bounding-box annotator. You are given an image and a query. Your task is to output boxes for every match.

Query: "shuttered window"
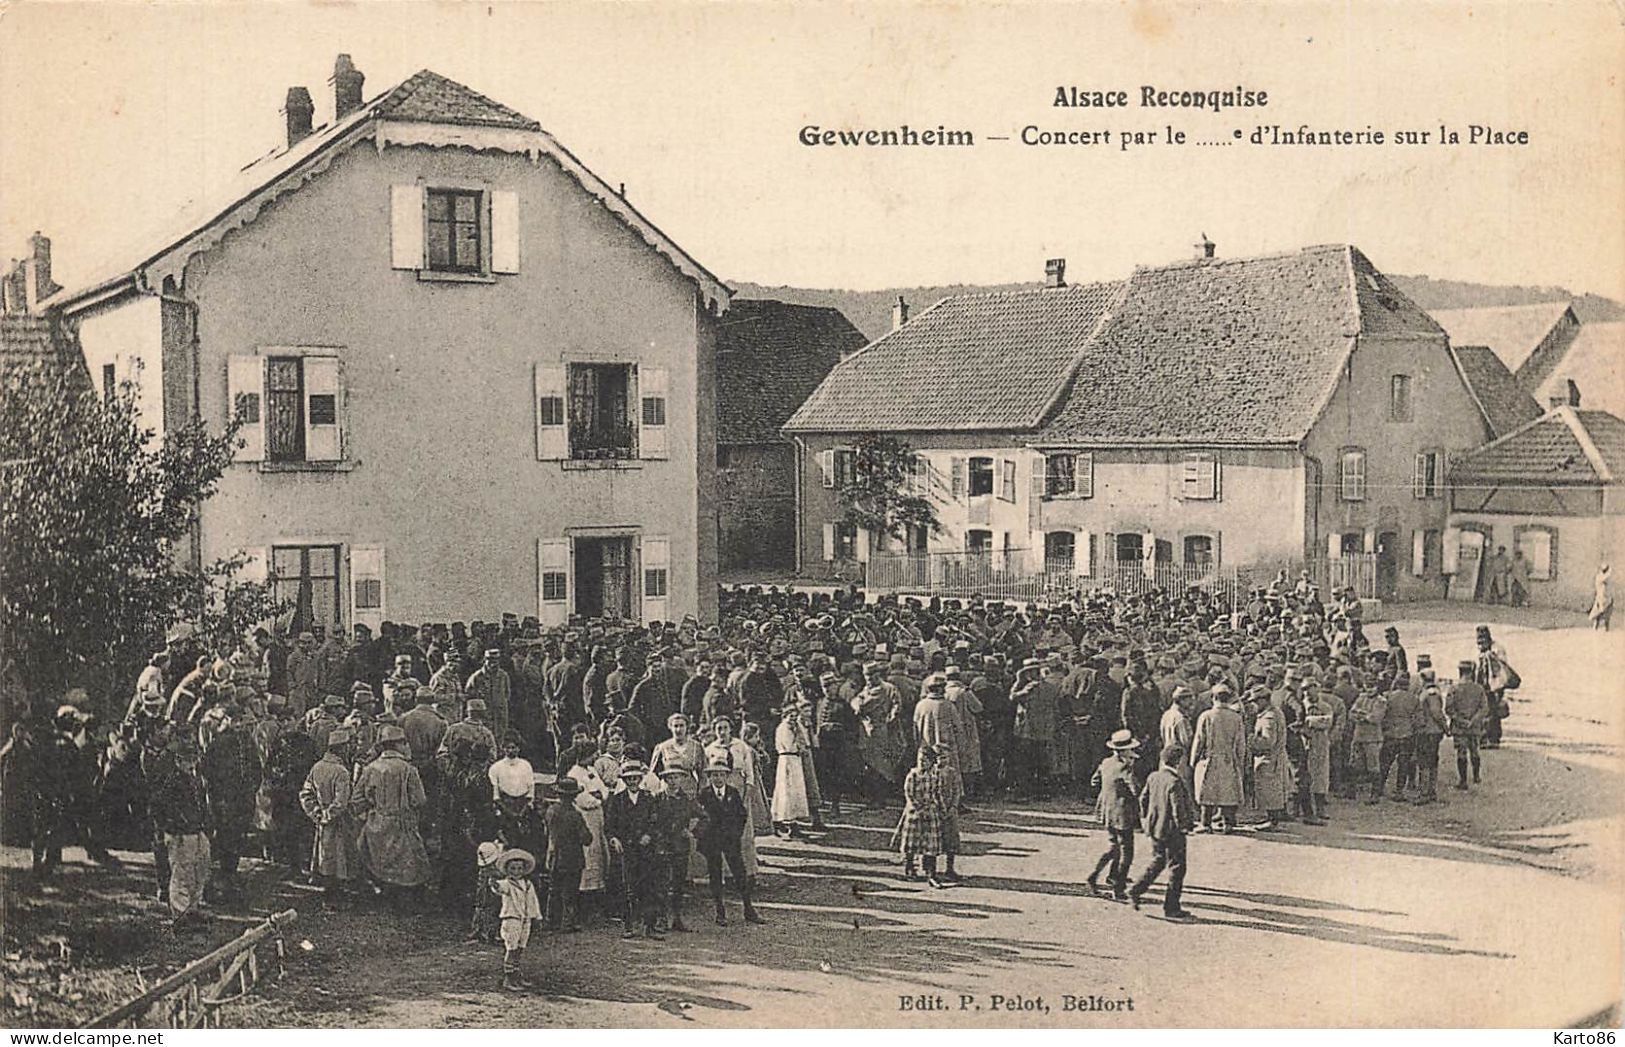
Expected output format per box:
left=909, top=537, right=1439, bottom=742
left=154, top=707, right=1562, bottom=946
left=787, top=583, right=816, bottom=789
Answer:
left=1181, top=452, right=1219, bottom=500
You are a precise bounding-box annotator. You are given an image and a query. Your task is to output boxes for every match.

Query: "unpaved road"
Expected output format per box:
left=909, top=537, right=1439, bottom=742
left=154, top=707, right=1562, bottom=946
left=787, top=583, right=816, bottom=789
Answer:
left=5, top=618, right=1621, bottom=1028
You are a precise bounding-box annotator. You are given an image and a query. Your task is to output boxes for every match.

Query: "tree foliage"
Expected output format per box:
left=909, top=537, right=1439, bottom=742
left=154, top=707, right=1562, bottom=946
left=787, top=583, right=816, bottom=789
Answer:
left=1, top=352, right=280, bottom=716
left=833, top=435, right=940, bottom=543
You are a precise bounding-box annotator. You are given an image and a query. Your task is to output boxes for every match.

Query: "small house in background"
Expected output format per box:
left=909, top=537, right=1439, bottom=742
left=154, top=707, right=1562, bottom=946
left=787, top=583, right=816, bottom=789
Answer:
left=1445, top=386, right=1625, bottom=608
left=715, top=299, right=866, bottom=572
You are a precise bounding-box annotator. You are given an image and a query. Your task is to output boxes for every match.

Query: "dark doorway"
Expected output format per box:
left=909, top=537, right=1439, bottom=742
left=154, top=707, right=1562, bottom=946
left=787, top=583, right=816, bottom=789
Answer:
left=1376, top=531, right=1399, bottom=600
left=574, top=536, right=633, bottom=620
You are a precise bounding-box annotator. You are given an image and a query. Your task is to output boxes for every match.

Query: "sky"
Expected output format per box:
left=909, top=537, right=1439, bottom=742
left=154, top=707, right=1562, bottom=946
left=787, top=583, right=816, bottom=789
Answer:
left=2, top=1, right=1622, bottom=298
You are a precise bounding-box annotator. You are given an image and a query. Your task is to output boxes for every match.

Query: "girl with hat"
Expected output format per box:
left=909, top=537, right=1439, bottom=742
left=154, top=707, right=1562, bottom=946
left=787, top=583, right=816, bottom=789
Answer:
left=770, top=703, right=814, bottom=837
left=489, top=848, right=541, bottom=991
left=895, top=745, right=947, bottom=887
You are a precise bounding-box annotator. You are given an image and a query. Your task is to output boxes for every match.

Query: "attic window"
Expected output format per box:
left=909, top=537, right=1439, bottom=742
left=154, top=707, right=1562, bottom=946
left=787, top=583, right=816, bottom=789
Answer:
left=427, top=189, right=484, bottom=273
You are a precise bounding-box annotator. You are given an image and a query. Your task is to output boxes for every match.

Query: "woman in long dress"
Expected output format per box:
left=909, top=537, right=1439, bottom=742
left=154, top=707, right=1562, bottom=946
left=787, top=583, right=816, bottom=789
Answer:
left=1590, top=564, right=1613, bottom=631
left=565, top=743, right=612, bottom=895
left=771, top=705, right=812, bottom=835
left=704, top=716, right=759, bottom=871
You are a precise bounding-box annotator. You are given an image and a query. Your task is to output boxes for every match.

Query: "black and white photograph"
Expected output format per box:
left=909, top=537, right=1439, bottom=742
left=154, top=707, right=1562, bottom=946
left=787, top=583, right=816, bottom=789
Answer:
left=1, top=0, right=1622, bottom=1032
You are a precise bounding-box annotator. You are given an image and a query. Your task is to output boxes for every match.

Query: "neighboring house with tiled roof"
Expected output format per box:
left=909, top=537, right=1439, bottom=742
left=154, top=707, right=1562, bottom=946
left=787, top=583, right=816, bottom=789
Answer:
left=1430, top=301, right=1580, bottom=378
left=1451, top=345, right=1545, bottom=438
left=1446, top=398, right=1625, bottom=608
left=49, top=55, right=729, bottom=627
left=786, top=244, right=1495, bottom=600
left=1527, top=321, right=1625, bottom=421
left=715, top=300, right=866, bottom=570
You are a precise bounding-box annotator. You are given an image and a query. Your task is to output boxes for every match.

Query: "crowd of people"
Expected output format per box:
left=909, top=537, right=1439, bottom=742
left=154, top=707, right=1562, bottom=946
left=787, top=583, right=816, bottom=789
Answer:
left=0, top=573, right=1523, bottom=985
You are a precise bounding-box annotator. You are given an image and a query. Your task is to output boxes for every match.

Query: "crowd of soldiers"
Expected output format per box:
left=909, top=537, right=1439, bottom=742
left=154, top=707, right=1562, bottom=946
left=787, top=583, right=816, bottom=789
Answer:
left=0, top=574, right=1519, bottom=952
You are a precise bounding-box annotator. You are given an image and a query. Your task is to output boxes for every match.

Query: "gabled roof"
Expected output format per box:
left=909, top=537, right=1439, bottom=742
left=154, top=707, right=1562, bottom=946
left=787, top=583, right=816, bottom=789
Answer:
left=45, top=69, right=728, bottom=314
left=784, top=280, right=1122, bottom=432
left=785, top=244, right=1442, bottom=441
left=1530, top=321, right=1625, bottom=420
left=717, top=300, right=866, bottom=444
left=1430, top=301, right=1576, bottom=373
left=1038, top=245, right=1440, bottom=444
left=1451, top=344, right=1544, bottom=437
left=1448, top=406, right=1625, bottom=485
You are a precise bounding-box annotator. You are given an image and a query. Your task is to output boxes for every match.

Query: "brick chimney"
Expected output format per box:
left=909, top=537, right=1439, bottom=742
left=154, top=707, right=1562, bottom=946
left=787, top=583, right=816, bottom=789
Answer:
left=891, top=295, right=910, bottom=331
left=284, top=87, right=314, bottom=147
left=2, top=261, right=26, bottom=315
left=1195, top=233, right=1215, bottom=260
left=1549, top=379, right=1581, bottom=409
left=1045, top=258, right=1067, bottom=289
left=332, top=54, right=365, bottom=119
left=24, top=233, right=58, bottom=307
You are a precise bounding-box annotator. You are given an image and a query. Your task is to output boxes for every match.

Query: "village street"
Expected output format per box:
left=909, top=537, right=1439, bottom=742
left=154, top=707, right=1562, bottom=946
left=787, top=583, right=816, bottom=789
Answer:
left=3, top=611, right=1619, bottom=1029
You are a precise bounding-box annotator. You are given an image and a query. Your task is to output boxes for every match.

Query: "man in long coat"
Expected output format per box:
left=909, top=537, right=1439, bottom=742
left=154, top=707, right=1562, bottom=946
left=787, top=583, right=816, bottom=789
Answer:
left=299, top=728, right=361, bottom=898
left=200, top=705, right=262, bottom=893
left=852, top=664, right=903, bottom=797
left=353, top=724, right=432, bottom=898
left=1189, top=683, right=1245, bottom=832
left=264, top=711, right=320, bottom=878
left=1012, top=660, right=1060, bottom=800
left=1249, top=688, right=1289, bottom=829
left=465, top=649, right=513, bottom=740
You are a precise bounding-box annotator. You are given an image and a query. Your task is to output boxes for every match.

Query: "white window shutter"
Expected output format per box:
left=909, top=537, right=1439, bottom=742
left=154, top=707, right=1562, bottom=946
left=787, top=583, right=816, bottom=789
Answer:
left=1413, top=453, right=1427, bottom=498
left=1143, top=531, right=1157, bottom=579
left=639, top=365, right=668, bottom=460
left=856, top=528, right=871, bottom=563
left=350, top=544, right=386, bottom=631
left=1212, top=531, right=1222, bottom=569
left=227, top=355, right=265, bottom=462
left=390, top=185, right=425, bottom=270
left=1364, top=528, right=1377, bottom=554
left=1442, top=527, right=1461, bottom=575
left=1327, top=532, right=1341, bottom=559
left=490, top=190, right=520, bottom=273
left=641, top=535, right=670, bottom=623
left=1182, top=454, right=1199, bottom=498
left=535, top=363, right=567, bottom=460
left=1028, top=467, right=1045, bottom=529
left=1212, top=457, right=1222, bottom=500
left=538, top=538, right=570, bottom=626
left=1411, top=530, right=1426, bottom=577
left=303, top=355, right=342, bottom=462
left=951, top=457, right=966, bottom=500
left=819, top=449, right=835, bottom=488
left=1076, top=452, right=1094, bottom=498
left=1076, top=531, right=1093, bottom=577
left=822, top=523, right=836, bottom=561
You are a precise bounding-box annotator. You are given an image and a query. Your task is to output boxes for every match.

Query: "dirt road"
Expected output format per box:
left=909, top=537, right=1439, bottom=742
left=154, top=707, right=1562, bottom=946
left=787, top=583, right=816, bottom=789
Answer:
left=5, top=618, right=1620, bottom=1028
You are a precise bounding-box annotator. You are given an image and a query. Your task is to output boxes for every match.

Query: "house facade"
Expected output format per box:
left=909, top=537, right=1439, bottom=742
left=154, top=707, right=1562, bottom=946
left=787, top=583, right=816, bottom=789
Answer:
left=715, top=300, right=864, bottom=571
left=786, top=244, right=1497, bottom=601
left=1446, top=397, right=1625, bottom=608
left=56, top=57, right=728, bottom=630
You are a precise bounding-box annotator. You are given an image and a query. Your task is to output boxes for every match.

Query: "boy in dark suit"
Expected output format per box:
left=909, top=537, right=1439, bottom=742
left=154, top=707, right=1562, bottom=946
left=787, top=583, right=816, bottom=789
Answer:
left=604, top=761, right=664, bottom=939
left=543, top=778, right=591, bottom=931
left=1130, top=743, right=1197, bottom=921
left=697, top=758, right=765, bottom=926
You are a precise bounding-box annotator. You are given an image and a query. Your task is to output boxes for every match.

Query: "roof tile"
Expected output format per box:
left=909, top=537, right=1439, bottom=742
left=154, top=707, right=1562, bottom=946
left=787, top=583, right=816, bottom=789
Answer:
left=718, top=300, right=865, bottom=444
left=1452, top=345, right=1543, bottom=437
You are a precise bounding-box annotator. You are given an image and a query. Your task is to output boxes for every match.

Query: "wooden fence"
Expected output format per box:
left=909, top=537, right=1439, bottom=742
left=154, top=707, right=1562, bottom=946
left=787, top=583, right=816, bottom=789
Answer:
left=865, top=550, right=1241, bottom=608
left=81, top=908, right=298, bottom=1029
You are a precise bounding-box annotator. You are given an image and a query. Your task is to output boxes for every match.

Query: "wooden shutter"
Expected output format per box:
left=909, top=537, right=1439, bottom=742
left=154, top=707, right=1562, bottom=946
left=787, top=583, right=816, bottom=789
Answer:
left=951, top=457, right=966, bottom=500
left=856, top=528, right=871, bottom=563
left=1075, top=452, right=1094, bottom=498
left=490, top=190, right=520, bottom=273
left=1442, top=527, right=1461, bottom=575
left=1000, top=459, right=1017, bottom=502
left=1182, top=453, right=1217, bottom=499
left=1364, top=528, right=1377, bottom=554
left=1076, top=531, right=1093, bottom=577
left=819, top=449, right=836, bottom=488
left=639, top=365, right=669, bottom=460
left=821, top=523, right=836, bottom=561
left=227, top=354, right=265, bottom=462
left=350, top=544, right=386, bottom=631
left=641, top=535, right=670, bottom=623
left=1211, top=531, right=1222, bottom=569
left=1411, top=530, right=1426, bottom=577
left=1028, top=467, right=1045, bottom=530
left=1413, top=453, right=1427, bottom=498
left=535, top=363, right=567, bottom=460
left=302, top=355, right=342, bottom=462
left=1327, top=532, right=1342, bottom=559
left=538, top=538, right=569, bottom=626
left=390, top=185, right=424, bottom=269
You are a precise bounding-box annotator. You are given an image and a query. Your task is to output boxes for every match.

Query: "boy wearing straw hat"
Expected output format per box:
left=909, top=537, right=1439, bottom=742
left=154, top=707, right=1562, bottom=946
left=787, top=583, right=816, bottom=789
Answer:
left=490, top=847, right=541, bottom=991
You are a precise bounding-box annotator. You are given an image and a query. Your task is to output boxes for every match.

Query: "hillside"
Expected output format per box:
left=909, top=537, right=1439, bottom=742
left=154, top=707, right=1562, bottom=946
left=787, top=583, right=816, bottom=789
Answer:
left=732, top=275, right=1625, bottom=343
